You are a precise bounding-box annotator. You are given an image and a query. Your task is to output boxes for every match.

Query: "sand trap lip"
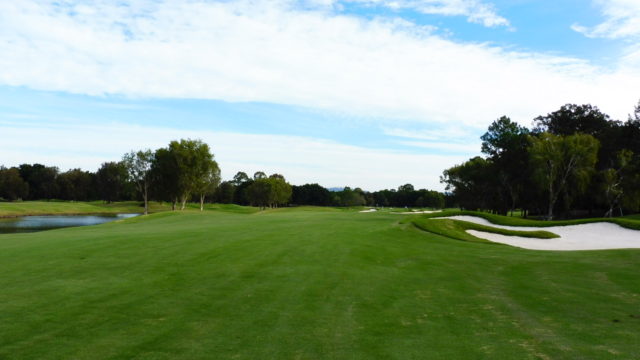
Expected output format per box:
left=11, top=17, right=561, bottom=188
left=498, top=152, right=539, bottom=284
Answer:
left=433, top=215, right=640, bottom=251
left=393, top=210, right=442, bottom=214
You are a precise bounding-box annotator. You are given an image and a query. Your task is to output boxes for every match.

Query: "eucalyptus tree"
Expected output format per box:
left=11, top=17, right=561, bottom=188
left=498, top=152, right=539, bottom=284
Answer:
left=600, top=150, right=633, bottom=217
left=268, top=174, right=292, bottom=208
left=232, top=171, right=250, bottom=186
left=529, top=133, right=599, bottom=220
left=194, top=159, right=221, bottom=211
left=123, top=149, right=154, bottom=215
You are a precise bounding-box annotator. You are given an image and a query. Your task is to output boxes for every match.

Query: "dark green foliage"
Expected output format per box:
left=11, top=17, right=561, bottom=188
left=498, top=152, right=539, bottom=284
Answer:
left=56, top=169, right=96, bottom=201
left=444, top=100, right=640, bottom=219
left=96, top=161, right=128, bottom=204
left=292, top=183, right=332, bottom=206
left=18, top=163, right=59, bottom=200
left=0, top=167, right=29, bottom=201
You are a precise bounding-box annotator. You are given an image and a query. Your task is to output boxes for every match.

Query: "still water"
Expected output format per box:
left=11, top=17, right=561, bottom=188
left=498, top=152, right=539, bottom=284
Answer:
left=0, top=214, right=140, bottom=234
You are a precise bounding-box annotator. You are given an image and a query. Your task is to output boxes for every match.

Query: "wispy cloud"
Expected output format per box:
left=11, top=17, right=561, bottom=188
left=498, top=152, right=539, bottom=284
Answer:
left=0, top=0, right=638, bottom=129
left=340, top=0, right=510, bottom=28
left=572, top=0, right=640, bottom=39
left=0, top=120, right=467, bottom=191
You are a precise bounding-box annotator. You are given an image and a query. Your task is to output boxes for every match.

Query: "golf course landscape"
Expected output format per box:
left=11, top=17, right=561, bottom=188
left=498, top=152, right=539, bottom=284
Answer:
left=2, top=204, right=640, bottom=359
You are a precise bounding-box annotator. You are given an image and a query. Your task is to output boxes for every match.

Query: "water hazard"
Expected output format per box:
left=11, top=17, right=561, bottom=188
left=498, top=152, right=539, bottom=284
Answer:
left=0, top=214, right=140, bottom=234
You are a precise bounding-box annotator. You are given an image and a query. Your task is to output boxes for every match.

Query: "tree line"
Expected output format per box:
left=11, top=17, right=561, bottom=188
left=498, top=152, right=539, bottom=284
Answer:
left=1, top=139, right=446, bottom=210
left=217, top=177, right=446, bottom=209
left=441, top=101, right=640, bottom=219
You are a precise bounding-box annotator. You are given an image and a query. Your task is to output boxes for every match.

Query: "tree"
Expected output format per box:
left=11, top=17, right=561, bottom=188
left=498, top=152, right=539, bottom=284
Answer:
left=123, top=150, right=154, bottom=215
left=441, top=157, right=495, bottom=211
left=56, top=169, right=95, bottom=201
left=215, top=181, right=236, bottom=204
left=0, top=167, right=29, bottom=201
left=18, top=164, right=59, bottom=200
left=253, top=171, right=267, bottom=180
left=232, top=172, right=250, bottom=186
left=533, top=104, right=612, bottom=137
left=529, top=133, right=599, bottom=220
left=480, top=116, right=531, bottom=215
left=247, top=178, right=272, bottom=209
left=96, top=161, right=128, bottom=204
left=194, top=159, right=221, bottom=211
left=151, top=139, right=217, bottom=210
left=291, top=184, right=332, bottom=206
left=151, top=147, right=181, bottom=210
left=336, top=187, right=366, bottom=207
left=268, top=175, right=292, bottom=207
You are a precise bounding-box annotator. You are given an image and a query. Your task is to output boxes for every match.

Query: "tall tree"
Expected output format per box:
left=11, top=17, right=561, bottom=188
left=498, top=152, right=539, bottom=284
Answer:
left=247, top=178, right=272, bottom=209
left=268, top=174, right=292, bottom=208
left=0, top=167, right=29, bottom=201
left=529, top=133, right=599, bottom=220
left=123, top=150, right=154, bottom=215
left=533, top=104, right=612, bottom=137
left=441, top=157, right=495, bottom=211
left=18, top=164, right=59, bottom=200
left=194, top=159, right=221, bottom=211
left=151, top=147, right=181, bottom=210
left=96, top=161, right=128, bottom=204
left=56, top=169, right=94, bottom=201
left=600, top=150, right=633, bottom=217
left=232, top=172, right=250, bottom=186
left=481, top=116, right=531, bottom=215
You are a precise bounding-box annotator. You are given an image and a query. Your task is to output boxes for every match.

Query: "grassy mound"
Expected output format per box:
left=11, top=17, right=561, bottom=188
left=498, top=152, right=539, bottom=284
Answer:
left=417, top=210, right=640, bottom=231
left=1, top=208, right=640, bottom=359
left=412, top=217, right=559, bottom=244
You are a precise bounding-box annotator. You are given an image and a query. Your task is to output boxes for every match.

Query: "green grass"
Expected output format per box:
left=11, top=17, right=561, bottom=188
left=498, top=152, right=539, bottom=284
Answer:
left=0, top=201, right=168, bottom=217
left=411, top=218, right=559, bottom=244
left=1, top=207, right=640, bottom=359
left=420, top=210, right=640, bottom=230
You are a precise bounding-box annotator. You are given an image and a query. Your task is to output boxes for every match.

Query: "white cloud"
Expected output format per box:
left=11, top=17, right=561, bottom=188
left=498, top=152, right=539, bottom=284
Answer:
left=0, top=0, right=638, bottom=129
left=0, top=120, right=467, bottom=191
left=342, top=0, right=509, bottom=27
left=572, top=0, right=640, bottom=39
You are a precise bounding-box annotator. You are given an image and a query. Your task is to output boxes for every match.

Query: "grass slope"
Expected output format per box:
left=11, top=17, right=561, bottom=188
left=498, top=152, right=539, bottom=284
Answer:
left=0, top=201, right=157, bottom=217
left=1, top=208, right=640, bottom=359
left=411, top=218, right=559, bottom=244
left=420, top=210, right=640, bottom=230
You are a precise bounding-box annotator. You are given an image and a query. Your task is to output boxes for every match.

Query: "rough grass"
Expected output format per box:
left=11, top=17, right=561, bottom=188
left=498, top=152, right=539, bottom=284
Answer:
left=411, top=217, right=559, bottom=244
left=0, top=201, right=161, bottom=217
left=1, top=207, right=640, bottom=359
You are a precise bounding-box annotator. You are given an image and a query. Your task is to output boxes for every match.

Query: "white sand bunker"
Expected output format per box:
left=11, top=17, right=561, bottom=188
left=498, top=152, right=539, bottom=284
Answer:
left=359, top=209, right=377, bottom=213
left=435, top=216, right=640, bottom=251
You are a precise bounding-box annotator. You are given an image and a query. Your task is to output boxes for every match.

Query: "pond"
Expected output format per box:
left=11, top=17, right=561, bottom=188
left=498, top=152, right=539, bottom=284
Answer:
left=0, top=214, right=140, bottom=234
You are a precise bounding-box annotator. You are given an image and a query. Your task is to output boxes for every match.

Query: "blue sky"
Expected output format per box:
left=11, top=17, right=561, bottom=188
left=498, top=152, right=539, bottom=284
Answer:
left=1, top=0, right=639, bottom=190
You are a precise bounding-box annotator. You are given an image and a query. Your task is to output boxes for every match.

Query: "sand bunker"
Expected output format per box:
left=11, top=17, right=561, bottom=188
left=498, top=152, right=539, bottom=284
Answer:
left=359, top=209, right=377, bottom=213
left=435, top=215, right=640, bottom=251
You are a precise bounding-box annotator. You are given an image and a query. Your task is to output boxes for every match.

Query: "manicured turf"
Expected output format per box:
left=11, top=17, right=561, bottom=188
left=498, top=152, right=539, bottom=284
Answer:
left=420, top=210, right=640, bottom=230
left=411, top=217, right=559, bottom=244
left=1, top=206, right=640, bottom=359
left=0, top=201, right=165, bottom=217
